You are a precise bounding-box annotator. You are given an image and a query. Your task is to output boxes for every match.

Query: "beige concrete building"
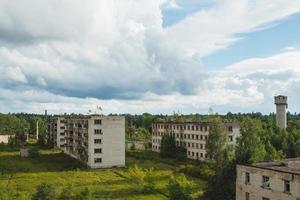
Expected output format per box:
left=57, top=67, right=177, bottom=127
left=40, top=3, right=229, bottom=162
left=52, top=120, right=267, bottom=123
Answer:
left=236, top=159, right=300, bottom=200
left=48, top=115, right=125, bottom=168
left=151, top=120, right=240, bottom=160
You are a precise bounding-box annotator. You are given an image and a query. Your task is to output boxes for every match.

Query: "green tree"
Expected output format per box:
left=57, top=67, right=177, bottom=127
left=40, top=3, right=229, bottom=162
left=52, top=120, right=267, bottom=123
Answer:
left=206, top=117, right=228, bottom=166
left=264, top=141, right=282, bottom=161
left=160, top=135, right=176, bottom=158
left=167, top=174, right=195, bottom=200
left=31, top=183, right=56, bottom=200
left=235, top=118, right=266, bottom=164
left=203, top=160, right=236, bottom=200
left=128, top=165, right=156, bottom=193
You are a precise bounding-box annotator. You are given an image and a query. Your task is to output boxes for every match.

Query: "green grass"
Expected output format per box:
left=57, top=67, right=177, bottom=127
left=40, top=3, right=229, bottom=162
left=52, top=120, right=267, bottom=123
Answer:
left=0, top=148, right=207, bottom=200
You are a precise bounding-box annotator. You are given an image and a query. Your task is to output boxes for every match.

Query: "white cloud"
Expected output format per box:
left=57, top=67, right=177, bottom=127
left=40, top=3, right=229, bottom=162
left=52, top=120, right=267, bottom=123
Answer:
left=164, top=0, right=181, bottom=10
left=1, top=66, right=27, bottom=83
left=0, top=0, right=299, bottom=114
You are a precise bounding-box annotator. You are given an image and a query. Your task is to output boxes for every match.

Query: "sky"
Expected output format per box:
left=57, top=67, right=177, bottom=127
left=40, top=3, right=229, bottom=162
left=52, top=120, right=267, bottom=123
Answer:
left=0, top=0, right=300, bottom=115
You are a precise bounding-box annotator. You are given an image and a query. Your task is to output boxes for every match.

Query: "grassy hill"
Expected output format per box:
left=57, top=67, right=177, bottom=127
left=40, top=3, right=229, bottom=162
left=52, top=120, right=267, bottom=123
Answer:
left=0, top=148, right=207, bottom=200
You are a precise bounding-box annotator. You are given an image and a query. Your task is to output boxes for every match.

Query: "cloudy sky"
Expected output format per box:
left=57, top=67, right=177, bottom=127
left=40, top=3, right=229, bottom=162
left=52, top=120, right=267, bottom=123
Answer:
left=0, top=0, right=300, bottom=115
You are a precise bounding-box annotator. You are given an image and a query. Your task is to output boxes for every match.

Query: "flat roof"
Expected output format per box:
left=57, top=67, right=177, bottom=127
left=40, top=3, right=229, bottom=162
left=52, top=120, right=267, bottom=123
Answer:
left=243, top=158, right=300, bottom=175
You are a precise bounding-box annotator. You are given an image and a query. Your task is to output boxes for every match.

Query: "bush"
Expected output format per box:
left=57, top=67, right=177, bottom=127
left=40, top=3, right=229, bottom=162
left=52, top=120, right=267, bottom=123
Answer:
left=178, top=164, right=214, bottom=180
left=167, top=174, right=195, bottom=200
left=75, top=188, right=92, bottom=200
left=143, top=168, right=156, bottom=193
left=58, top=186, right=76, bottom=200
left=28, top=148, right=40, bottom=158
left=128, top=165, right=156, bottom=193
left=31, top=183, right=56, bottom=200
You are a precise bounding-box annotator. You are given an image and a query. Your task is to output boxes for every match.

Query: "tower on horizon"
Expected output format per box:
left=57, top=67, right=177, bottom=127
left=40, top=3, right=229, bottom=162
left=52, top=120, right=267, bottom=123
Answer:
left=274, top=95, right=288, bottom=129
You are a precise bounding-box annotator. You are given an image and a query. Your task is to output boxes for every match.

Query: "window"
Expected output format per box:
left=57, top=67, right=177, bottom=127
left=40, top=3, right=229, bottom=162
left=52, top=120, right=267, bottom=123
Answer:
left=228, top=126, right=233, bottom=132
left=94, top=139, right=102, bottom=144
left=94, top=129, right=102, bottom=135
left=262, top=176, right=270, bottom=188
left=94, top=158, right=102, bottom=163
left=94, top=148, right=102, bottom=154
left=262, top=198, right=270, bottom=200
left=245, top=172, right=250, bottom=184
left=229, top=136, right=233, bottom=142
left=94, top=119, right=102, bottom=125
left=284, top=180, right=290, bottom=193
left=245, top=192, right=250, bottom=200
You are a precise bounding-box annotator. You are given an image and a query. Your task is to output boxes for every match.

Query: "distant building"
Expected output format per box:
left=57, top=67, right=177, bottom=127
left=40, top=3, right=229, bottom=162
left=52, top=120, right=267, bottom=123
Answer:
left=0, top=134, right=13, bottom=144
left=151, top=120, right=240, bottom=160
left=236, top=159, right=300, bottom=200
left=274, top=95, right=288, bottom=129
left=48, top=115, right=125, bottom=168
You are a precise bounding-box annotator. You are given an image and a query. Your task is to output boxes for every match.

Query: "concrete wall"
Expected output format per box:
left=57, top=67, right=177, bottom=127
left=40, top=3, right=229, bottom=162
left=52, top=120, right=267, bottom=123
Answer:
left=276, top=105, right=287, bottom=129
left=87, top=116, right=125, bottom=168
left=236, top=165, right=300, bottom=200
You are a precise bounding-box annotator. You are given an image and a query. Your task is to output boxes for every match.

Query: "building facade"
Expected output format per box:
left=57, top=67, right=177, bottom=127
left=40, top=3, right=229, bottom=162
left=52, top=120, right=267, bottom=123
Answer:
left=236, top=159, right=300, bottom=200
left=151, top=120, right=240, bottom=160
left=48, top=115, right=125, bottom=168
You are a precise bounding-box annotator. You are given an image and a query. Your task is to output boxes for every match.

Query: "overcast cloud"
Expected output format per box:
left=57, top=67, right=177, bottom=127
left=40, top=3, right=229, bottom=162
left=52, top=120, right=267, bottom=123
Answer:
left=0, top=0, right=299, bottom=114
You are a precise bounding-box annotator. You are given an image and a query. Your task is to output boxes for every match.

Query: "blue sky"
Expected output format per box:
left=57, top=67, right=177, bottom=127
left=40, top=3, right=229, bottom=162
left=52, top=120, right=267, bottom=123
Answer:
left=202, top=13, right=300, bottom=70
left=0, top=0, right=300, bottom=115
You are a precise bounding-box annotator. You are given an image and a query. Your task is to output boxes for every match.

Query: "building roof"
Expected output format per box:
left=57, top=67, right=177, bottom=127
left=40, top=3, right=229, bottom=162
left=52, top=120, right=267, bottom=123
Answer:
left=249, top=158, right=300, bottom=175
left=154, top=119, right=239, bottom=126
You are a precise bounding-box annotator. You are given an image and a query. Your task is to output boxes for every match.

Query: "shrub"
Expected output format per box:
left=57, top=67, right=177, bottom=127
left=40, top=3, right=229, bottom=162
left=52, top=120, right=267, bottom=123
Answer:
left=28, top=148, right=40, bottom=158
left=31, top=183, right=56, bottom=200
left=75, top=188, right=92, bottom=200
left=128, top=165, right=146, bottom=192
left=167, top=174, right=195, bottom=200
left=143, top=168, right=156, bottom=193
left=128, top=165, right=156, bottom=193
left=178, top=164, right=214, bottom=180
left=58, top=186, right=76, bottom=200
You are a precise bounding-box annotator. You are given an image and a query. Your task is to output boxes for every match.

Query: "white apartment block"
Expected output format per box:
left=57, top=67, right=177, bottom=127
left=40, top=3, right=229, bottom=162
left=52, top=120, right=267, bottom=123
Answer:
left=48, top=115, right=125, bottom=168
left=236, top=159, right=300, bottom=200
left=151, top=120, right=240, bottom=160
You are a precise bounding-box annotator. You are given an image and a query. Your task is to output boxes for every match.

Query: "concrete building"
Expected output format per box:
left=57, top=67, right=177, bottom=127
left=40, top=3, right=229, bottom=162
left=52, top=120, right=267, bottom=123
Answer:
left=274, top=95, right=288, bottom=129
left=236, top=159, right=300, bottom=200
left=0, top=134, right=13, bottom=144
left=151, top=120, right=240, bottom=160
left=48, top=115, right=125, bottom=168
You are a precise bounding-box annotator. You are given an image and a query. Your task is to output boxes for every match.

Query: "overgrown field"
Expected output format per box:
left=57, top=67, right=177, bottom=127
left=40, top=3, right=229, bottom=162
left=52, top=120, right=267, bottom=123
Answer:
left=0, top=148, right=208, bottom=200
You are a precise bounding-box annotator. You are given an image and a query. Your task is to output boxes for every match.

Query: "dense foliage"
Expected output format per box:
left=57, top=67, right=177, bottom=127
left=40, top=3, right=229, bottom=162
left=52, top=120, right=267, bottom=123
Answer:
left=160, top=135, right=187, bottom=160
left=0, top=113, right=49, bottom=147
left=167, top=174, right=195, bottom=200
